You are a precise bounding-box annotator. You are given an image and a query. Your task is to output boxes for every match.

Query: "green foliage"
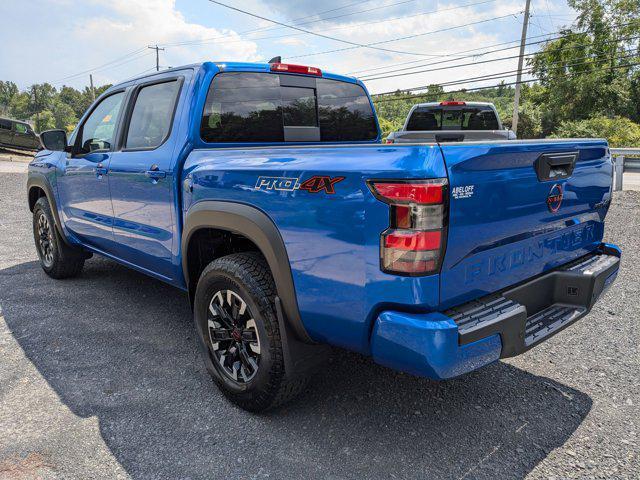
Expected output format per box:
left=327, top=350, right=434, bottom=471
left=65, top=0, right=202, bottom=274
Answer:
left=0, top=81, right=19, bottom=116
left=0, top=81, right=111, bottom=132
left=528, top=0, right=640, bottom=134
left=34, top=110, right=56, bottom=132
left=552, top=116, right=640, bottom=147
left=51, top=100, right=78, bottom=131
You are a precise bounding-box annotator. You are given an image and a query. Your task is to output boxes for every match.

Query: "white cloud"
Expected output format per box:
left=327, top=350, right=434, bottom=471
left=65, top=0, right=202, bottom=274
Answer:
left=274, top=37, right=309, bottom=47
left=73, top=0, right=260, bottom=84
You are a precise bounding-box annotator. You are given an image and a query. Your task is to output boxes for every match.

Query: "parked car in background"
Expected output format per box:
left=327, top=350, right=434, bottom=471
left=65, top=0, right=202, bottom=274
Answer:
left=386, top=101, right=516, bottom=143
left=0, top=117, right=41, bottom=151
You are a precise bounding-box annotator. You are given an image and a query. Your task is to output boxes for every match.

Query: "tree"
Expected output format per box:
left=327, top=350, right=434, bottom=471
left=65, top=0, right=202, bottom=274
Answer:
left=29, top=83, right=57, bottom=114
left=527, top=0, right=640, bottom=134
left=0, top=81, right=18, bottom=116
left=58, top=86, right=85, bottom=118
left=9, top=92, right=31, bottom=120
left=552, top=115, right=640, bottom=147
left=51, top=100, right=77, bottom=131
left=33, top=109, right=55, bottom=132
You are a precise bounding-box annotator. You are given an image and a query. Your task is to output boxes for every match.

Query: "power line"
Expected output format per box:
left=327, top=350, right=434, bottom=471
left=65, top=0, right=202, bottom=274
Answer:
left=51, top=51, right=155, bottom=86
left=371, top=47, right=640, bottom=95
left=356, top=31, right=640, bottom=81
left=370, top=58, right=640, bottom=103
left=162, top=0, right=499, bottom=50
left=347, top=30, right=566, bottom=75
left=285, top=12, right=524, bottom=60
left=165, top=0, right=424, bottom=48
left=347, top=18, right=639, bottom=77
left=394, top=48, right=640, bottom=91
left=207, top=0, right=521, bottom=58
left=357, top=37, right=560, bottom=80
left=52, top=47, right=148, bottom=83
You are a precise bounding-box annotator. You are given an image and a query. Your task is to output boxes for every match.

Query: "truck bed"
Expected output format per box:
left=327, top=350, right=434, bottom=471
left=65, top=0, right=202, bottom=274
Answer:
left=183, top=138, right=613, bottom=354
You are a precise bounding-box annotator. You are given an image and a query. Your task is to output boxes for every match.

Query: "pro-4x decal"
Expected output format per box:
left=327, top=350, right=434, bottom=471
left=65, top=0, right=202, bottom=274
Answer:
left=255, top=175, right=345, bottom=194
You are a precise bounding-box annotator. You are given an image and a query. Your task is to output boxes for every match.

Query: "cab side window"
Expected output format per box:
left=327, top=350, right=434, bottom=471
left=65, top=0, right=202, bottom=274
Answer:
left=79, top=92, right=125, bottom=153
left=125, top=80, right=180, bottom=150
left=14, top=123, right=28, bottom=134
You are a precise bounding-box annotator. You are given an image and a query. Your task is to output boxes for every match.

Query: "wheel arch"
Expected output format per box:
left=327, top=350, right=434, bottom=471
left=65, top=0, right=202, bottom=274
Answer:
left=182, top=201, right=312, bottom=344
left=27, top=174, right=71, bottom=245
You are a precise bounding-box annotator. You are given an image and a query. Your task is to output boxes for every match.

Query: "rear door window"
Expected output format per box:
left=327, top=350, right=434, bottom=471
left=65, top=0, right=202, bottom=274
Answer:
left=125, top=80, right=181, bottom=150
left=316, top=78, right=378, bottom=141
left=201, top=72, right=377, bottom=143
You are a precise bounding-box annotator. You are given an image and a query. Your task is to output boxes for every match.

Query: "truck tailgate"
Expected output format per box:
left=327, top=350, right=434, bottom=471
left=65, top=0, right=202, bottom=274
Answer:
left=439, top=139, right=612, bottom=308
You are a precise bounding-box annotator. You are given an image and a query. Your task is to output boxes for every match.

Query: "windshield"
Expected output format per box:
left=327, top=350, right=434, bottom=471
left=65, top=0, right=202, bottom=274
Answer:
left=406, top=106, right=500, bottom=131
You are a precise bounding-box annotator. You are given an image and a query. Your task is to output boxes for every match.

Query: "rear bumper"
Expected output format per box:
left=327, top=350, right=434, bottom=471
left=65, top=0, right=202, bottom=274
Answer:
left=370, top=243, right=621, bottom=380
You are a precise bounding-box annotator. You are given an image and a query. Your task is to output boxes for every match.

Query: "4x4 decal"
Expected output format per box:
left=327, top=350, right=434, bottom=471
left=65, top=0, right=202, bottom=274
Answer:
left=255, top=175, right=345, bottom=194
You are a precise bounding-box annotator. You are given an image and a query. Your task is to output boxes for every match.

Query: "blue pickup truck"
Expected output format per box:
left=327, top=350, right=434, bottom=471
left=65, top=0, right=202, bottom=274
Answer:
left=28, top=61, right=621, bottom=412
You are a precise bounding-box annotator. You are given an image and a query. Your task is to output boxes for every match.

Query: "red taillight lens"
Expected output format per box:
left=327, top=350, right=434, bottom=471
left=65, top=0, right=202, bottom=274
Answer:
left=370, top=181, right=444, bottom=204
left=368, top=179, right=448, bottom=276
left=270, top=63, right=322, bottom=76
left=384, top=230, right=441, bottom=250
left=440, top=101, right=466, bottom=106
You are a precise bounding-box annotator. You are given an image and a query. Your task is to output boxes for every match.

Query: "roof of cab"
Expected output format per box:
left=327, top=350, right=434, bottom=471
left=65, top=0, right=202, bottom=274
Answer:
left=109, top=61, right=359, bottom=91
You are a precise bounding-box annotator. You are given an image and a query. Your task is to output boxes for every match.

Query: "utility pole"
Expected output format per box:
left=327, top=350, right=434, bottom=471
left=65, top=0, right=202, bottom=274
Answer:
left=148, top=44, right=165, bottom=72
left=511, top=0, right=531, bottom=137
left=89, top=74, right=96, bottom=101
left=31, top=86, right=40, bottom=132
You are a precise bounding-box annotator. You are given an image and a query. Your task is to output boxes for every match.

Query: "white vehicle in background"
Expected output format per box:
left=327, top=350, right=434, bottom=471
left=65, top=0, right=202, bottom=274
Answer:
left=385, top=101, right=517, bottom=143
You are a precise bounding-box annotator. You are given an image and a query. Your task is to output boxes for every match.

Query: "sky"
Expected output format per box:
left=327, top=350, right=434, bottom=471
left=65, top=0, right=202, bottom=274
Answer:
left=0, top=0, right=578, bottom=95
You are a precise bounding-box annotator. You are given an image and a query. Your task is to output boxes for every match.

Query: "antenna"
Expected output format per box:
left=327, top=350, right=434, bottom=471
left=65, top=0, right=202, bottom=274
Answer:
left=268, top=56, right=282, bottom=64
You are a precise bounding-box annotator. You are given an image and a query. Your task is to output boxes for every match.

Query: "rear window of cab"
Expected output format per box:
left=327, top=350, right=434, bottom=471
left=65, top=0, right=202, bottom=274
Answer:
left=200, top=72, right=378, bottom=143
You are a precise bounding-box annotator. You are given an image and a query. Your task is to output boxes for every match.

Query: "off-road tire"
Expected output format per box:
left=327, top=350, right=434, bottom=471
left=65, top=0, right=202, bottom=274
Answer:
left=194, top=252, right=307, bottom=412
left=32, top=196, right=85, bottom=279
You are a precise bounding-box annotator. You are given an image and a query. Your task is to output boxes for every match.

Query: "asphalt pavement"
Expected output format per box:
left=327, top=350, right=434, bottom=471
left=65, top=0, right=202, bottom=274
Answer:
left=0, top=170, right=638, bottom=479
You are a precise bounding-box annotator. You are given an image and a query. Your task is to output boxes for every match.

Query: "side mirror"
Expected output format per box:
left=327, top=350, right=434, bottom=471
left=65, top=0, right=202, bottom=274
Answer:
left=40, top=129, right=69, bottom=152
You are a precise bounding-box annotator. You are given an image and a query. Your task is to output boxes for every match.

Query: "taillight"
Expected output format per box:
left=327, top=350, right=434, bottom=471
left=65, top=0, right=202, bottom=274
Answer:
left=384, top=138, right=395, bottom=144
left=270, top=63, right=322, bottom=76
left=368, top=179, right=448, bottom=276
left=440, top=101, right=466, bottom=106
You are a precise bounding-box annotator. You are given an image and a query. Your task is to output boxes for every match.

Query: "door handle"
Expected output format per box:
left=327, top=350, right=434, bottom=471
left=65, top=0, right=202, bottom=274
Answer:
left=145, top=164, right=167, bottom=180
left=95, top=163, right=108, bottom=177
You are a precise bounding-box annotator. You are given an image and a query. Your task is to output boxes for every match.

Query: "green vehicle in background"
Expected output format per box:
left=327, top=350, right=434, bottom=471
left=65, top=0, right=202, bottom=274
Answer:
left=0, top=117, right=41, bottom=151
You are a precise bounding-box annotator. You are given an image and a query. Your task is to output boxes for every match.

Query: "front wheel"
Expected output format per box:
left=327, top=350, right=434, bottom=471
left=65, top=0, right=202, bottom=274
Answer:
left=32, top=196, right=86, bottom=279
left=194, top=252, right=307, bottom=412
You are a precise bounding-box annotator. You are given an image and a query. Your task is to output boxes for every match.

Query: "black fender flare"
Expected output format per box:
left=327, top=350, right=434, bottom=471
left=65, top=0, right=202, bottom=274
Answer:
left=182, top=201, right=313, bottom=344
left=27, top=173, right=72, bottom=245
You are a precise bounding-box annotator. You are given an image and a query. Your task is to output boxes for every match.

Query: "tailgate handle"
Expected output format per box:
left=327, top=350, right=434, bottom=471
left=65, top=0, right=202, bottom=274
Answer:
left=535, top=151, right=578, bottom=181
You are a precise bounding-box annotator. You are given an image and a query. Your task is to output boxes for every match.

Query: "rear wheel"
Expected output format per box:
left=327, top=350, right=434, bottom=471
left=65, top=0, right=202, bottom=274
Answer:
left=32, top=196, right=86, bottom=279
left=194, top=252, right=307, bottom=412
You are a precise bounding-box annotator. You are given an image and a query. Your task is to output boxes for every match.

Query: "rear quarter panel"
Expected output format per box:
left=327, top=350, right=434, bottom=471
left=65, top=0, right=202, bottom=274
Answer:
left=183, top=145, right=447, bottom=353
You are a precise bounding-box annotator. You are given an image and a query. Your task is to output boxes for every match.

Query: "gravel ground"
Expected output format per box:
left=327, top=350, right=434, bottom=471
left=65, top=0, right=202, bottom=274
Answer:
left=0, top=171, right=638, bottom=480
